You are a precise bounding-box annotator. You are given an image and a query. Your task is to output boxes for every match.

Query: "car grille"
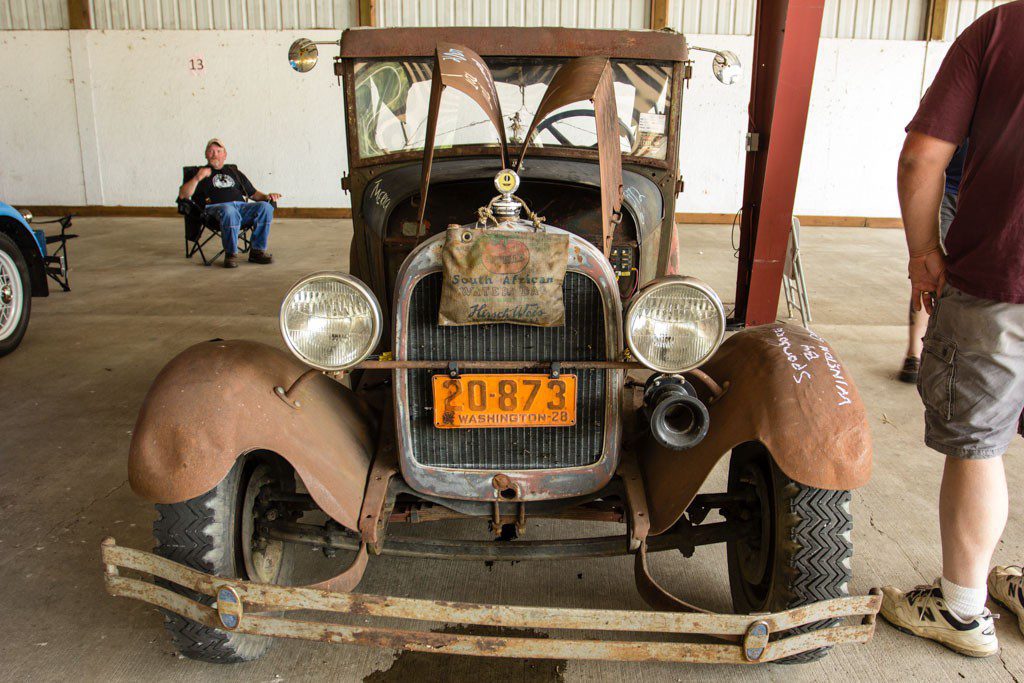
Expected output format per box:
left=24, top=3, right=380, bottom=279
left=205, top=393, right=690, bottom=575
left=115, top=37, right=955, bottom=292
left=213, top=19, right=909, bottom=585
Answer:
left=404, top=271, right=607, bottom=470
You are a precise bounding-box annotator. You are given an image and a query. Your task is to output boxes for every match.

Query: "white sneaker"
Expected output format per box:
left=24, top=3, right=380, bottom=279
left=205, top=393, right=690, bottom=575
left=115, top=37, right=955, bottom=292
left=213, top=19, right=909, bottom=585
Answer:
left=880, top=580, right=998, bottom=657
left=988, top=566, right=1024, bottom=635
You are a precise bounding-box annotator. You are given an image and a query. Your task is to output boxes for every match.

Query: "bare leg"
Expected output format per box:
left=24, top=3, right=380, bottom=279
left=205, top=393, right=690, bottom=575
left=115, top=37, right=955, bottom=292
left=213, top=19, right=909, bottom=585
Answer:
left=907, top=306, right=929, bottom=359
left=940, top=456, right=1007, bottom=589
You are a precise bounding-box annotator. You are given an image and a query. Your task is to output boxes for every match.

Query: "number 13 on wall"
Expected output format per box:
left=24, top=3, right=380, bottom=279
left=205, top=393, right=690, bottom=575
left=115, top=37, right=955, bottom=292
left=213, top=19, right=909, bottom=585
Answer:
left=189, top=55, right=205, bottom=75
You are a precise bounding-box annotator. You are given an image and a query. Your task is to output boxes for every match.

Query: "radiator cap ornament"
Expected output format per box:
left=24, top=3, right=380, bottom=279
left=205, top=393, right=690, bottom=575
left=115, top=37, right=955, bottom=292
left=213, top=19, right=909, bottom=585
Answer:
left=491, top=169, right=522, bottom=219
left=495, top=169, right=520, bottom=194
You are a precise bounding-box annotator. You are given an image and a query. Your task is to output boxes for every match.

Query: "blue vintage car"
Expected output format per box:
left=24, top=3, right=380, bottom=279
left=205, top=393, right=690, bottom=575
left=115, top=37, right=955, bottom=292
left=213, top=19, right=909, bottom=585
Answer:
left=0, top=201, right=73, bottom=356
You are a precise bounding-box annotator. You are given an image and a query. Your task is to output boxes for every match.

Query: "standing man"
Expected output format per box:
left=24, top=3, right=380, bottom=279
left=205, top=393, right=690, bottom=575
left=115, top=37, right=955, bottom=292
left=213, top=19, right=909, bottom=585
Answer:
left=179, top=138, right=281, bottom=268
left=880, top=2, right=1024, bottom=657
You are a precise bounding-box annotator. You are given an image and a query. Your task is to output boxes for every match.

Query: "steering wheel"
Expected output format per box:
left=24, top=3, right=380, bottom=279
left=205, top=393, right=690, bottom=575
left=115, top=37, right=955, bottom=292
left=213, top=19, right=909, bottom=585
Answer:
left=534, top=108, right=636, bottom=149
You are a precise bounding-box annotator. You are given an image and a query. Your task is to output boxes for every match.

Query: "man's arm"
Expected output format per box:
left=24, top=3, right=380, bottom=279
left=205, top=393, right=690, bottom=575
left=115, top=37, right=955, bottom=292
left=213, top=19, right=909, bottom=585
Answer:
left=178, top=167, right=211, bottom=200
left=251, top=190, right=282, bottom=203
left=897, top=130, right=957, bottom=313
left=237, top=170, right=280, bottom=203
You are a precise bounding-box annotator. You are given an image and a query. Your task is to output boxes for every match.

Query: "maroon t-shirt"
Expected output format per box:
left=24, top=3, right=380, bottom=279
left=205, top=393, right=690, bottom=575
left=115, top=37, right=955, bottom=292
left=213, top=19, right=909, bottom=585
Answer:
left=907, top=2, right=1024, bottom=303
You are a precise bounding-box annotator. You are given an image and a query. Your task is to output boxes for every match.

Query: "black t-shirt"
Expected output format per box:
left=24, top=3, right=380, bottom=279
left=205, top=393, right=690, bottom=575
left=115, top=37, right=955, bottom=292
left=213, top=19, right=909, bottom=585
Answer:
left=193, top=165, right=256, bottom=206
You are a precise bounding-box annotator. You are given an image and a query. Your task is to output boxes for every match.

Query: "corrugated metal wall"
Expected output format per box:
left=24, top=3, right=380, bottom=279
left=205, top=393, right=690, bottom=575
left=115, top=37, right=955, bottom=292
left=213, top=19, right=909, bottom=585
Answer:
left=669, top=0, right=928, bottom=39
left=86, top=0, right=355, bottom=29
left=820, top=0, right=929, bottom=39
left=944, top=0, right=1013, bottom=38
left=0, top=0, right=68, bottom=28
left=0, top=0, right=1003, bottom=39
left=378, top=0, right=650, bottom=29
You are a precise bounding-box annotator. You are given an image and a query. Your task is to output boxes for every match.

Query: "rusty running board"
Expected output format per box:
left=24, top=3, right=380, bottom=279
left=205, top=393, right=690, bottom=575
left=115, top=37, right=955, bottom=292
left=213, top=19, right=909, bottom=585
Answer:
left=102, top=538, right=880, bottom=664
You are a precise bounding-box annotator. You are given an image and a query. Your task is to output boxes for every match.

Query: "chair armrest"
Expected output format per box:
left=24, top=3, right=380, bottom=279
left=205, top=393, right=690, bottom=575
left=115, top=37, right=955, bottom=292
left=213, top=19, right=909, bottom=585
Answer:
left=176, top=197, right=201, bottom=217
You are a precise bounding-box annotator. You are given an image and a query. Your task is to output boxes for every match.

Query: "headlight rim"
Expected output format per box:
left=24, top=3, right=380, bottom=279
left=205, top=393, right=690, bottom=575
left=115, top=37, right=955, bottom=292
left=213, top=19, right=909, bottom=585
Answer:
left=625, top=275, right=726, bottom=374
left=279, top=271, right=383, bottom=372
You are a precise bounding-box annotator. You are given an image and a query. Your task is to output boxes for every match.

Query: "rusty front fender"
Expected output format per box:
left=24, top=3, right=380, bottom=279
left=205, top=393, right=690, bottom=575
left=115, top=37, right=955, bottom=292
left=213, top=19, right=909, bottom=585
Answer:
left=642, top=324, right=872, bottom=534
left=129, top=340, right=377, bottom=531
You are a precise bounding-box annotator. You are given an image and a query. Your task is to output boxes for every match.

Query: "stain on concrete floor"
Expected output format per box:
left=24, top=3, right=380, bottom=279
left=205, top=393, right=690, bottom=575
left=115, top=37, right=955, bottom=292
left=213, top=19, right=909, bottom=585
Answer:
left=364, top=626, right=566, bottom=683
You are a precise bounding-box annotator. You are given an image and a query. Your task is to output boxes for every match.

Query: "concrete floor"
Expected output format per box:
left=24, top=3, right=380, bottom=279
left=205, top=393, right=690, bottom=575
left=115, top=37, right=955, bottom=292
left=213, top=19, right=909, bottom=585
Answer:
left=2, top=216, right=1023, bottom=682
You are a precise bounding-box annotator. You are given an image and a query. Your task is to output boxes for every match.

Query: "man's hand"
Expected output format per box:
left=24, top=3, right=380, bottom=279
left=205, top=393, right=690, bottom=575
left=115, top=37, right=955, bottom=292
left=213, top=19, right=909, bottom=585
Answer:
left=909, top=248, right=947, bottom=314
left=179, top=166, right=212, bottom=199
left=267, top=193, right=282, bottom=202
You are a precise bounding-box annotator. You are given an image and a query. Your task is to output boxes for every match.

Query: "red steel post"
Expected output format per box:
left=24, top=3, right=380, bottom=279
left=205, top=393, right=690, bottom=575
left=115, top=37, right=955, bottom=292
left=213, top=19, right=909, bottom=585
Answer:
left=733, top=0, right=825, bottom=326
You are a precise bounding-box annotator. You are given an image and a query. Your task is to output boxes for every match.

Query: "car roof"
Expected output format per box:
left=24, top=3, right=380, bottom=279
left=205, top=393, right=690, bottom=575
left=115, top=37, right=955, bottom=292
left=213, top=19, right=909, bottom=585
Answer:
left=338, top=26, right=688, bottom=61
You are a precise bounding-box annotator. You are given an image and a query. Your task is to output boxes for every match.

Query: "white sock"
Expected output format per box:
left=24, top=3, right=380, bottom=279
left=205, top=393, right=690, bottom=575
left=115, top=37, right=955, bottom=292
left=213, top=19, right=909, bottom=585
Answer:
left=941, top=577, right=988, bottom=620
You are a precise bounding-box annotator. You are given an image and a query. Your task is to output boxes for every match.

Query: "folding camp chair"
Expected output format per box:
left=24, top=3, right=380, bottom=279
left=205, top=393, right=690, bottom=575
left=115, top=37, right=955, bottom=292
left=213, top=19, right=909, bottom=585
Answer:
left=30, top=214, right=77, bottom=291
left=178, top=165, right=273, bottom=266
left=782, top=216, right=812, bottom=328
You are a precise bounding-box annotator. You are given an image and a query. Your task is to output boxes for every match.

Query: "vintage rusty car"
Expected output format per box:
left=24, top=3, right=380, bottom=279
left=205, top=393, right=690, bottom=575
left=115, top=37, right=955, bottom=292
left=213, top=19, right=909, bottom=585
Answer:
left=102, top=24, right=879, bottom=666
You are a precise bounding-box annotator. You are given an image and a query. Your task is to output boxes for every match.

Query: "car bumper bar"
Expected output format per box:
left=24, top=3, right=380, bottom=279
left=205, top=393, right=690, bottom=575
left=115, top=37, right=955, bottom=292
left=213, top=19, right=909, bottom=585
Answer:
left=102, top=538, right=880, bottom=664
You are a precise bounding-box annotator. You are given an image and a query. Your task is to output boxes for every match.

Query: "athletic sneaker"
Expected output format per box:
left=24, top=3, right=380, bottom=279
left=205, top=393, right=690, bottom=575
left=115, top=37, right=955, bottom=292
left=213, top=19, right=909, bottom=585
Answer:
left=988, top=566, right=1024, bottom=635
left=881, top=581, right=998, bottom=657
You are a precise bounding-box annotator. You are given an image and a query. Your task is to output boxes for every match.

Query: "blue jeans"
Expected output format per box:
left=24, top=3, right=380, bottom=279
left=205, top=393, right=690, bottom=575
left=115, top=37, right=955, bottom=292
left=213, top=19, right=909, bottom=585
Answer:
left=205, top=201, right=272, bottom=254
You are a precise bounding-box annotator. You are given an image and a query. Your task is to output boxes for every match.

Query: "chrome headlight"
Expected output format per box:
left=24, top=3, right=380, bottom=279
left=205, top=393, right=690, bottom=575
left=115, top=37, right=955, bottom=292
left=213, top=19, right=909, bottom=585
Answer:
left=625, top=276, right=726, bottom=373
left=280, top=272, right=383, bottom=371
left=18, top=209, right=33, bottom=223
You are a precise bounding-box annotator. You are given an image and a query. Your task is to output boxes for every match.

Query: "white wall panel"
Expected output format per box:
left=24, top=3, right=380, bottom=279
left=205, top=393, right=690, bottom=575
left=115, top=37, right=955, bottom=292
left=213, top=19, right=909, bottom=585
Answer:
left=0, top=31, right=86, bottom=203
left=378, top=0, right=649, bottom=29
left=89, top=30, right=348, bottom=206
left=675, top=35, right=928, bottom=218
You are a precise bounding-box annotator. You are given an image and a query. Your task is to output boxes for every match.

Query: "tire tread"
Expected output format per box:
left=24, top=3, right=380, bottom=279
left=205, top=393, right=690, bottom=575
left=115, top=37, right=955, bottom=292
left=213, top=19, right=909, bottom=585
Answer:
left=153, top=471, right=270, bottom=663
left=779, top=482, right=853, bottom=664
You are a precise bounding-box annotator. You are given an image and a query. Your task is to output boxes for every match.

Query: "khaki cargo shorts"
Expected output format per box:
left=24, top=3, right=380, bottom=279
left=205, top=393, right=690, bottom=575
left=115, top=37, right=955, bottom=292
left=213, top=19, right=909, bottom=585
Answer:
left=919, top=285, right=1024, bottom=459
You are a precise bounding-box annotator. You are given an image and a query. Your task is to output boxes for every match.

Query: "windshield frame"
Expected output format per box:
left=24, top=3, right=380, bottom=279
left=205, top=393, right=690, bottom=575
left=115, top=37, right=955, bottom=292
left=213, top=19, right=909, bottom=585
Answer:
left=339, top=58, right=684, bottom=171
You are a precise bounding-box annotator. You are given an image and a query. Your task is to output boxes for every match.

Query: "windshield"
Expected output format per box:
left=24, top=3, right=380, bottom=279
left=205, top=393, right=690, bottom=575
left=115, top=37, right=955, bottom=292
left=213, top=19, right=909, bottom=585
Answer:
left=353, top=58, right=673, bottom=161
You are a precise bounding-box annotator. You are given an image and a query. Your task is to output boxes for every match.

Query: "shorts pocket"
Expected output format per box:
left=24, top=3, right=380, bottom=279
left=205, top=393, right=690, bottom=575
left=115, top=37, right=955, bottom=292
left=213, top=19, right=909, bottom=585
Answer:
left=918, top=335, right=957, bottom=420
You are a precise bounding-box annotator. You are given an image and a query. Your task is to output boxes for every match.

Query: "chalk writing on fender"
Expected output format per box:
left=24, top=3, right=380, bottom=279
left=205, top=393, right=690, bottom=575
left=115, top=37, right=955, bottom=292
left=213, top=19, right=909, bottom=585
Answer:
left=774, top=327, right=854, bottom=407
left=818, top=344, right=853, bottom=406
left=773, top=327, right=811, bottom=383
left=807, top=329, right=854, bottom=406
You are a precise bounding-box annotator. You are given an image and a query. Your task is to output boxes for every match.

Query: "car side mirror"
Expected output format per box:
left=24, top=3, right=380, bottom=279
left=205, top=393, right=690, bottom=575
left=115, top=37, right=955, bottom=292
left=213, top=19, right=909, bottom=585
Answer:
left=288, top=38, right=319, bottom=73
left=690, top=47, right=742, bottom=86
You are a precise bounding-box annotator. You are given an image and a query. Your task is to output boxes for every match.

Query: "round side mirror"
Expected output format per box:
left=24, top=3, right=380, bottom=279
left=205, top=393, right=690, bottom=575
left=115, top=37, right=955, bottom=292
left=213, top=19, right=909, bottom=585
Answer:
left=712, top=50, right=742, bottom=86
left=288, top=38, right=318, bottom=73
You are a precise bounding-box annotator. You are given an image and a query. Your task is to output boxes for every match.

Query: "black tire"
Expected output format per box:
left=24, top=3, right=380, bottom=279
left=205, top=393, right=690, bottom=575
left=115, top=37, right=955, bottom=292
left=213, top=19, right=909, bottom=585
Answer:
left=153, top=455, right=296, bottom=664
left=0, top=232, right=32, bottom=357
left=726, top=443, right=852, bottom=664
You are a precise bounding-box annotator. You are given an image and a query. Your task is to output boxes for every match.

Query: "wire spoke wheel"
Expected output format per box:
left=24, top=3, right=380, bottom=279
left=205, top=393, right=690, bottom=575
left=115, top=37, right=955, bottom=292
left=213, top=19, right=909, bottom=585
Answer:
left=0, top=247, right=24, bottom=340
left=0, top=233, right=31, bottom=355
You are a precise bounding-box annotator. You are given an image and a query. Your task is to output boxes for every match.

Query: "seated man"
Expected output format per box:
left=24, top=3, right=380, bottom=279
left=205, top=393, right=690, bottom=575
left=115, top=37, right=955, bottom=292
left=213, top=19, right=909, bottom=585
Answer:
left=178, top=138, right=282, bottom=268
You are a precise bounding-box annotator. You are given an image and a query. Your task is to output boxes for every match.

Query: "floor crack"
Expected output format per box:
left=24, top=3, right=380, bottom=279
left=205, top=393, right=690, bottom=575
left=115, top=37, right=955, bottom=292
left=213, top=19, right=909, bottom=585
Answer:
left=44, top=478, right=129, bottom=540
left=860, top=495, right=930, bottom=582
left=998, top=649, right=1020, bottom=683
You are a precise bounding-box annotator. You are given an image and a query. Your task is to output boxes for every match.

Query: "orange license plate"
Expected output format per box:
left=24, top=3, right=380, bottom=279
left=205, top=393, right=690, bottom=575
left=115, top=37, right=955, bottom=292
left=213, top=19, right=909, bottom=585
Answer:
left=432, top=374, right=577, bottom=429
